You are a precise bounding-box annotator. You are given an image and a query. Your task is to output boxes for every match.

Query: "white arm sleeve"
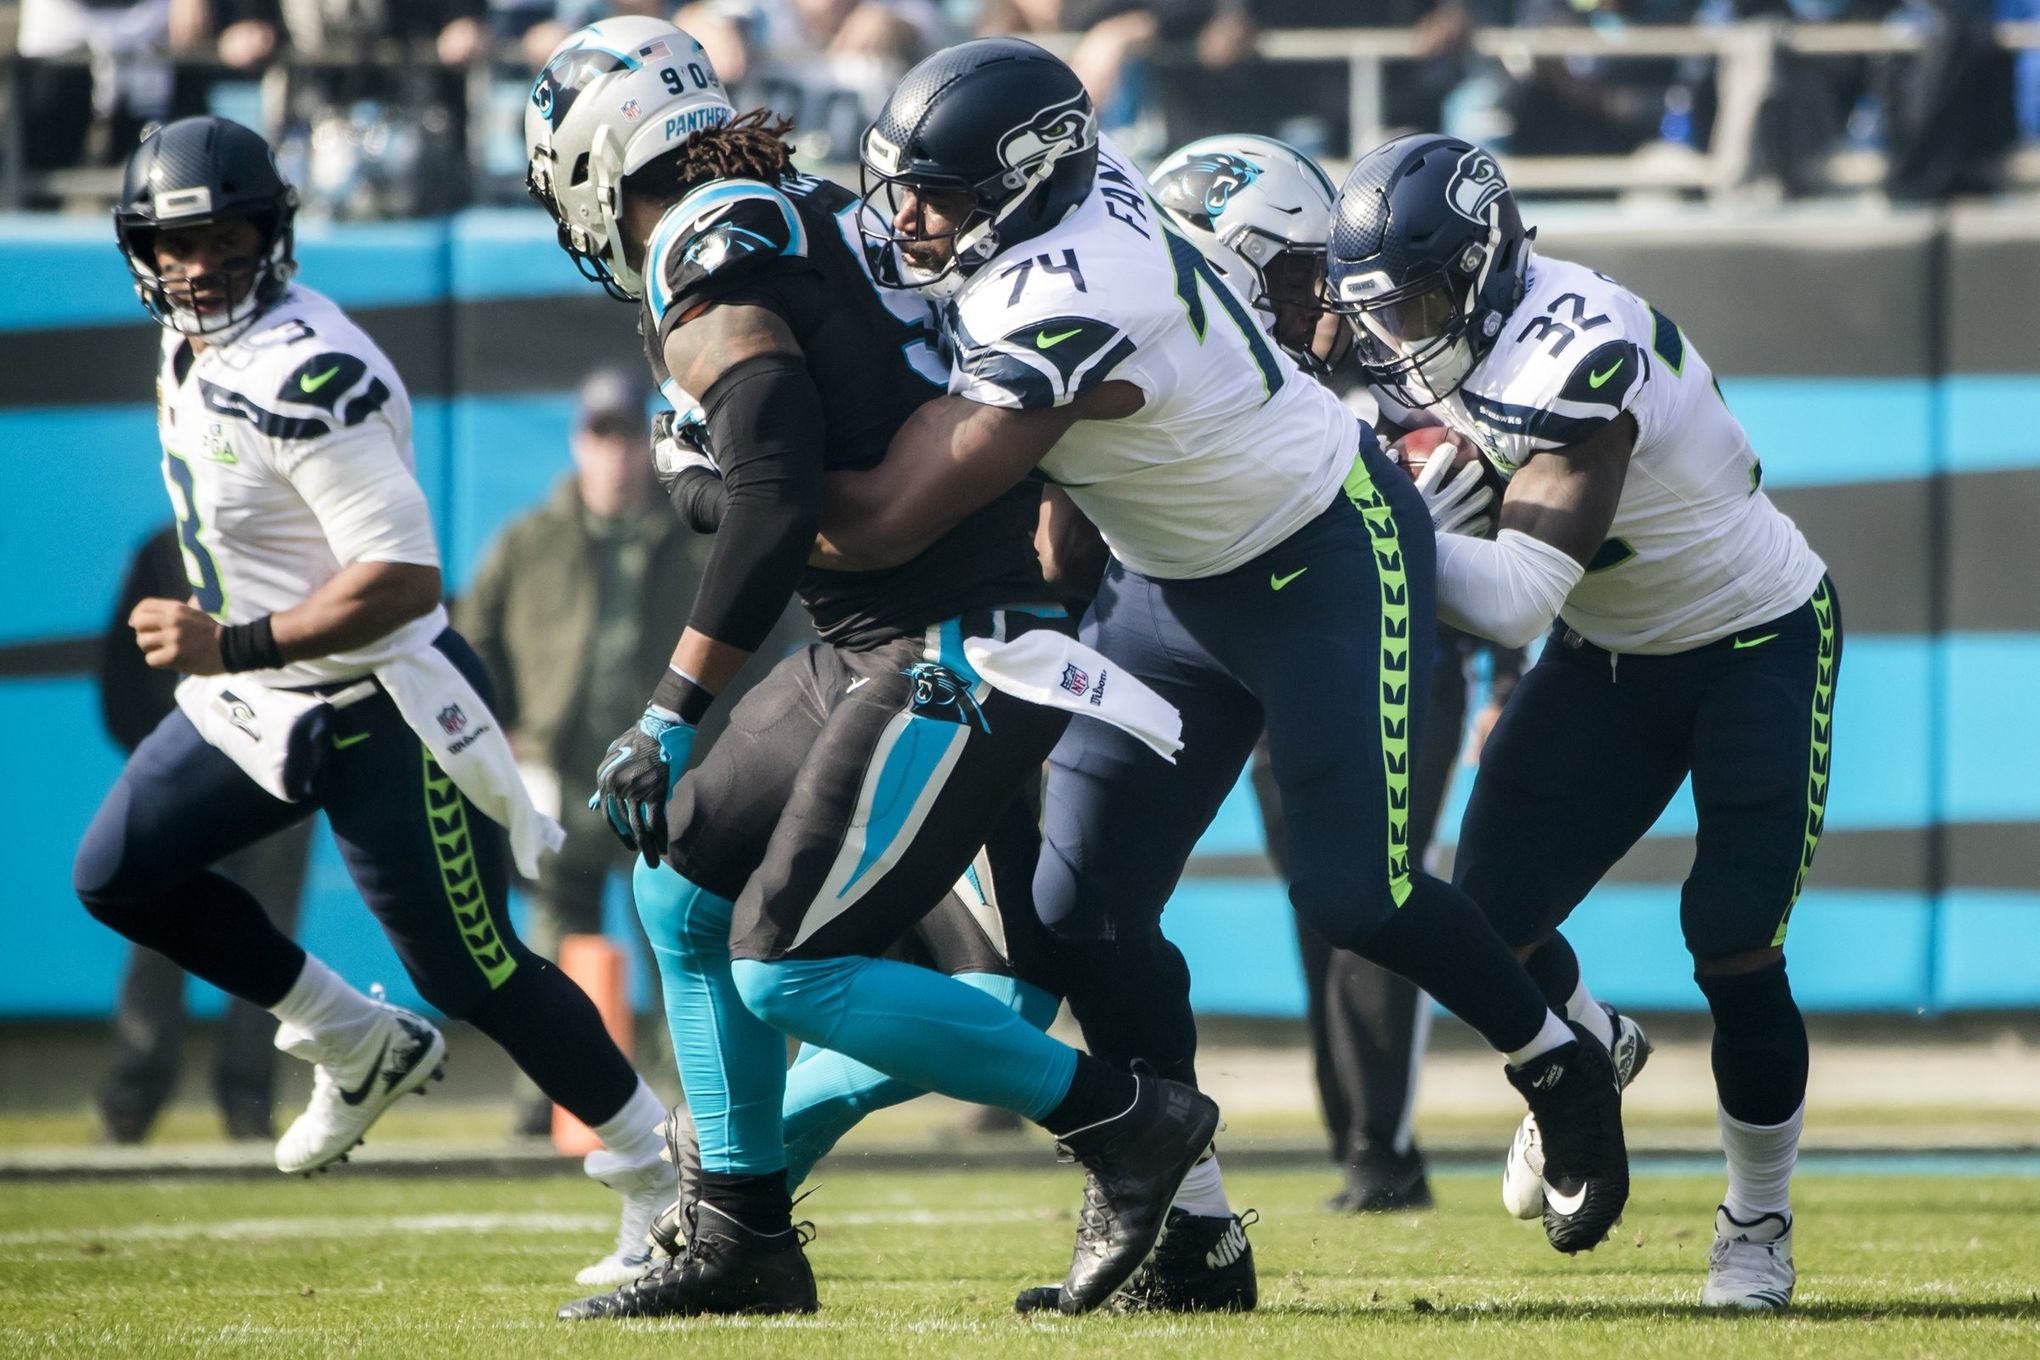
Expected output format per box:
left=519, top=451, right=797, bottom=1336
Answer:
left=1433, top=527, right=1585, bottom=650
left=277, top=426, right=441, bottom=568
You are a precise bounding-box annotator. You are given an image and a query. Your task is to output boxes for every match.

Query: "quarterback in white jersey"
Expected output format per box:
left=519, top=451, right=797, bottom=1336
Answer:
left=1329, top=133, right=1841, bottom=1310
left=827, top=39, right=1635, bottom=1284
left=76, top=117, right=673, bottom=1286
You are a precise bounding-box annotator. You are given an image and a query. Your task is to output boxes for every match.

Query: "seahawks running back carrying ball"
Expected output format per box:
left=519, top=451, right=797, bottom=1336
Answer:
left=825, top=37, right=1633, bottom=1278
left=74, top=117, right=675, bottom=1286
left=1328, top=134, right=1836, bottom=1309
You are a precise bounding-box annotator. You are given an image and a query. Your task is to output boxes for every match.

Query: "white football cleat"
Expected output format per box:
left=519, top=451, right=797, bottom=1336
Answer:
left=576, top=1147, right=680, bottom=1285
left=1702, top=1205, right=1795, bottom=1310
left=1501, top=1111, right=1547, bottom=1219
left=1501, top=1003, right=1652, bottom=1219
left=274, top=1003, right=445, bottom=1175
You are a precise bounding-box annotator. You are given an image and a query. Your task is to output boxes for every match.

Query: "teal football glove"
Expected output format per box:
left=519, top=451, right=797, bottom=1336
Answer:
left=591, top=706, right=697, bottom=867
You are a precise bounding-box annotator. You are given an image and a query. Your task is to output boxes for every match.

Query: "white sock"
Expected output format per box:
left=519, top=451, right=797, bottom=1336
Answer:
left=590, top=1079, right=666, bottom=1166
left=268, top=955, right=382, bottom=1057
left=1505, top=1009, right=1575, bottom=1068
left=1171, top=1151, right=1232, bottom=1218
left=1565, top=980, right=1615, bottom=1051
left=1720, top=1099, right=1802, bottom=1221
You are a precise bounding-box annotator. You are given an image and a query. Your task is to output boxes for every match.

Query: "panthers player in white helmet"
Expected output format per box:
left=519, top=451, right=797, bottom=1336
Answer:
left=529, top=18, right=1225, bottom=1321
left=1328, top=133, right=1837, bottom=1310
left=1151, top=133, right=1350, bottom=380
left=827, top=38, right=1639, bottom=1298
left=74, top=116, right=675, bottom=1286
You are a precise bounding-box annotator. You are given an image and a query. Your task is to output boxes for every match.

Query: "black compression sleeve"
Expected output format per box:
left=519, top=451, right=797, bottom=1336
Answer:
left=682, top=353, right=825, bottom=653
left=668, top=464, right=729, bottom=534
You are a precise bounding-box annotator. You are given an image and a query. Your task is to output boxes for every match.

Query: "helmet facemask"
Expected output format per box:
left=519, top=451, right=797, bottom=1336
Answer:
left=1335, top=211, right=1513, bottom=408
left=857, top=120, right=1095, bottom=295
left=117, top=204, right=297, bottom=341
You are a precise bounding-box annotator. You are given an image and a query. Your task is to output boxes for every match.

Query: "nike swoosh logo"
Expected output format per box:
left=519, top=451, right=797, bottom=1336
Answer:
left=300, top=365, right=343, bottom=393
left=846, top=676, right=870, bottom=693
left=1588, top=360, right=1624, bottom=389
left=1545, top=1181, right=1587, bottom=1217
left=337, top=1038, right=390, bottom=1106
left=1036, top=327, right=1083, bottom=349
left=333, top=731, right=372, bottom=750
left=1270, top=568, right=1308, bottom=591
left=1733, top=633, right=1779, bottom=650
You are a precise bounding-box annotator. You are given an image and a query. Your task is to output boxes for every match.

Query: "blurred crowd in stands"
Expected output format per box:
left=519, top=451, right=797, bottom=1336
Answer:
left=10, top=0, right=2037, bottom=211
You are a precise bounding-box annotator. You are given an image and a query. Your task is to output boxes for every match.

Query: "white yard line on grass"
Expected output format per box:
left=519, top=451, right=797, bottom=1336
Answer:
left=0, top=1206, right=1060, bottom=1249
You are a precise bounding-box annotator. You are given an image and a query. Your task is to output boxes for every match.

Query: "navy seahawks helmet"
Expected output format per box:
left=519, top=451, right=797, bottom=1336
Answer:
left=114, top=116, right=298, bottom=339
left=1325, top=133, right=1530, bottom=407
left=858, top=38, right=1098, bottom=292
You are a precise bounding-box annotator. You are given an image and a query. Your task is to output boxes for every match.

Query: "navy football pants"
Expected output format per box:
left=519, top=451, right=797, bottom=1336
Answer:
left=74, top=631, right=637, bottom=1122
left=1036, top=441, right=1441, bottom=953
left=1455, top=577, right=1842, bottom=962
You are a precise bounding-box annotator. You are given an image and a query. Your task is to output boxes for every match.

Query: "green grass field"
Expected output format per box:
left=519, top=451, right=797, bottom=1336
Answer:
left=5, top=1168, right=2038, bottom=1359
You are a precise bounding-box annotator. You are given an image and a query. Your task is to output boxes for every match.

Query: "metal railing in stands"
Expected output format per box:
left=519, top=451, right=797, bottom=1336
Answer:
left=6, top=21, right=2040, bottom=209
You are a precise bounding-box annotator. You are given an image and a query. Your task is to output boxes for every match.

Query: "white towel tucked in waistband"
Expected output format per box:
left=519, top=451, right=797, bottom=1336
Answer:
left=373, top=649, right=565, bottom=879
left=963, top=631, right=1183, bottom=763
left=175, top=674, right=376, bottom=803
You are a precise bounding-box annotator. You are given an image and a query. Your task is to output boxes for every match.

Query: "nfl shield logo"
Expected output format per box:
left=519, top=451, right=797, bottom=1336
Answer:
left=621, top=99, right=642, bottom=121
left=436, top=705, right=468, bottom=736
left=1059, top=664, right=1089, bottom=697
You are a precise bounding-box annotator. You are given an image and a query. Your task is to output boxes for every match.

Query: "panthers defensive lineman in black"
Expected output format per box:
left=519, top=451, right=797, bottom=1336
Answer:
left=525, top=17, right=1219, bottom=1319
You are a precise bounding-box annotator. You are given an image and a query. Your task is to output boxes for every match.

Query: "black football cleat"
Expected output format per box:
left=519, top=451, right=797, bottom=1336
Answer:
left=1018, top=1208, right=1259, bottom=1315
left=1504, top=1023, right=1630, bottom=1254
left=645, top=1105, right=702, bottom=1261
left=556, top=1201, right=817, bottom=1320
left=1052, top=1072, right=1222, bottom=1315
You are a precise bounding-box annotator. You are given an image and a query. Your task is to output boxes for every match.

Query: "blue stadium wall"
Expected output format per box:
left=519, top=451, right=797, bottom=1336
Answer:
left=1, top=206, right=2034, bottom=1021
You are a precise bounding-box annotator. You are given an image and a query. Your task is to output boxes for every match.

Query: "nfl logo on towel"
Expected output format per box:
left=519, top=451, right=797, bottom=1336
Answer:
left=621, top=99, right=642, bottom=121
left=1059, top=664, right=1089, bottom=697
left=437, top=705, right=468, bottom=735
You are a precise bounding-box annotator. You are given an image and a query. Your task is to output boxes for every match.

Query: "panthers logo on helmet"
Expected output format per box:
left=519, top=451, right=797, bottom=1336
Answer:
left=1445, top=148, right=1508, bottom=225
left=997, top=93, right=1096, bottom=175
left=1155, top=154, right=1262, bottom=230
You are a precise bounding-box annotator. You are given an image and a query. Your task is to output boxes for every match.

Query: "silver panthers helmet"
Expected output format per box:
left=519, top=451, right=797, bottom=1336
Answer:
left=525, top=17, right=733, bottom=301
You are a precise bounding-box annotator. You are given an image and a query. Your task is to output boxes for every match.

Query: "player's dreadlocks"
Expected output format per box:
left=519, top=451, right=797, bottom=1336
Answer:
left=628, top=109, right=797, bottom=204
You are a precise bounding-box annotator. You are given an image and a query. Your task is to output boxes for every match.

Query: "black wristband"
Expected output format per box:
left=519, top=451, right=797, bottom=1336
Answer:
left=651, top=666, right=715, bottom=726
left=218, top=616, right=285, bottom=673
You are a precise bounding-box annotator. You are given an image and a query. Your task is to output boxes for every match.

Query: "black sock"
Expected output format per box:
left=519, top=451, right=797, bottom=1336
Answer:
left=1041, top=1052, right=1139, bottom=1137
left=698, top=1169, right=793, bottom=1235
left=1353, top=875, right=1549, bottom=1055
left=81, top=870, right=306, bottom=1008
left=465, top=958, right=638, bottom=1125
left=1057, top=934, right=1200, bottom=1086
left=1697, top=961, right=1808, bottom=1125
left=1522, top=932, right=1583, bottom=1011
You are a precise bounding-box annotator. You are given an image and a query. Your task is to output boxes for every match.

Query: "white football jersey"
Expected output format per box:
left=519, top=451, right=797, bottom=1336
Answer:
left=154, top=285, right=445, bottom=686
left=942, top=138, right=1358, bottom=580
left=1374, top=254, right=1826, bottom=654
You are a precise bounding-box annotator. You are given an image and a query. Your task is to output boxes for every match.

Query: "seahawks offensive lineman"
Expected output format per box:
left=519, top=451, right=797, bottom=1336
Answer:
left=525, top=18, right=1218, bottom=1319
left=1328, top=134, right=1837, bottom=1309
left=73, top=117, right=674, bottom=1285
left=824, top=37, right=1633, bottom=1270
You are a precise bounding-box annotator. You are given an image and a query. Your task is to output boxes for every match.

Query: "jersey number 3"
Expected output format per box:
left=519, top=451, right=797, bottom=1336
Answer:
left=165, top=451, right=226, bottom=616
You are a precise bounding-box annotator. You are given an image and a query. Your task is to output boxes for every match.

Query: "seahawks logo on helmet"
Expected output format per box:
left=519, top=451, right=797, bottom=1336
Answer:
left=1445, top=148, right=1508, bottom=224
left=996, top=93, right=1096, bottom=176
left=1154, top=154, right=1263, bottom=230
